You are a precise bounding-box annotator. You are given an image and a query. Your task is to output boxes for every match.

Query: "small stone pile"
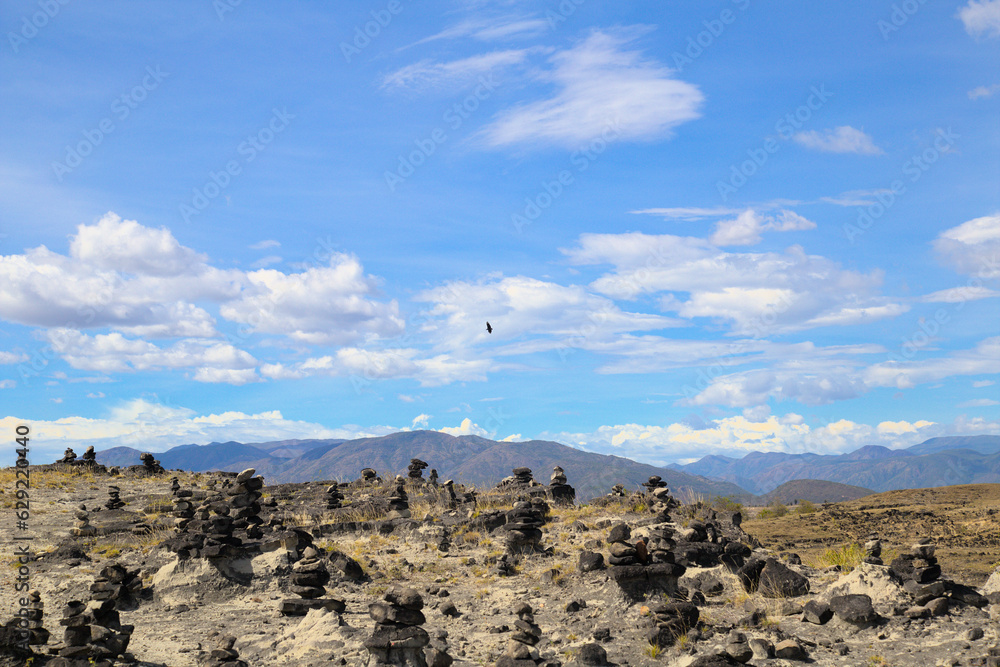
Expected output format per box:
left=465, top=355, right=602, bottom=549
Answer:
left=361, top=467, right=378, bottom=483
left=55, top=597, right=133, bottom=665
left=604, top=523, right=687, bottom=602
left=364, top=586, right=433, bottom=666
left=608, top=484, right=626, bottom=497
left=169, top=477, right=180, bottom=495
left=864, top=532, right=883, bottom=565
left=325, top=483, right=344, bottom=510
left=104, top=485, right=125, bottom=510
left=172, top=487, right=195, bottom=530
left=606, top=523, right=641, bottom=566
left=228, top=467, right=265, bottom=539
left=139, top=452, right=164, bottom=474
left=279, top=546, right=347, bottom=616
left=24, top=589, right=48, bottom=646
left=60, top=447, right=77, bottom=464
left=408, top=458, right=429, bottom=481
left=646, top=522, right=676, bottom=564
left=198, top=635, right=249, bottom=667
left=81, top=446, right=97, bottom=463
left=510, top=467, right=535, bottom=487
left=890, top=538, right=941, bottom=585
left=71, top=504, right=96, bottom=537
left=91, top=564, right=143, bottom=610
left=428, top=469, right=439, bottom=486
left=547, top=466, right=575, bottom=506
left=642, top=475, right=667, bottom=493
left=502, top=501, right=544, bottom=555
left=387, top=476, right=411, bottom=519
left=495, top=602, right=545, bottom=666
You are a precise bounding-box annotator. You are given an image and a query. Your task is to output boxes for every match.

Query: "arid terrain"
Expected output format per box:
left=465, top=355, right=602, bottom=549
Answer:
left=1, top=464, right=999, bottom=667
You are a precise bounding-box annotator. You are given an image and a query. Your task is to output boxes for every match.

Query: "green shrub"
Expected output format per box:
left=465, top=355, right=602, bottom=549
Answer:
left=795, top=500, right=817, bottom=514
left=711, top=495, right=744, bottom=512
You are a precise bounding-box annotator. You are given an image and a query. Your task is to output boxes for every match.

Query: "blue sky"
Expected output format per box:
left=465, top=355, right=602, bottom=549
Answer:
left=1, top=0, right=998, bottom=466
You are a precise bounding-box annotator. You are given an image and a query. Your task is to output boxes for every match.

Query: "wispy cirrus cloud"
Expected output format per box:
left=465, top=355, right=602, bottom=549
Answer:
left=793, top=126, right=882, bottom=154
left=381, top=49, right=538, bottom=89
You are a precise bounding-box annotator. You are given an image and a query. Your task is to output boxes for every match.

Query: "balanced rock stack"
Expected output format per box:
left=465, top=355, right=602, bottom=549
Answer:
left=228, top=467, right=265, bottom=540
left=386, top=476, right=411, bottom=519
left=55, top=597, right=133, bottom=666
left=502, top=501, right=544, bottom=555
left=24, top=589, right=49, bottom=646
left=60, top=447, right=77, bottom=464
left=890, top=538, right=941, bottom=585
left=279, top=545, right=347, bottom=616
left=864, top=532, right=883, bottom=565
left=511, top=467, right=534, bottom=487
left=428, top=469, right=439, bottom=486
left=547, top=466, right=575, bottom=506
left=606, top=523, right=641, bottom=566
left=608, top=484, right=626, bottom=497
left=140, top=452, right=164, bottom=474
left=364, top=586, right=433, bottom=666
left=169, top=477, right=180, bottom=495
left=104, top=485, right=125, bottom=510
left=325, top=484, right=344, bottom=510
left=495, top=602, right=544, bottom=666
left=198, top=635, right=249, bottom=667
left=361, top=467, right=378, bottom=483
left=605, top=523, right=687, bottom=602
left=408, top=458, right=429, bottom=481
left=91, top=563, right=143, bottom=610
left=642, top=476, right=667, bottom=493
left=172, top=487, right=196, bottom=530
left=81, top=445, right=97, bottom=463
left=71, top=504, right=96, bottom=537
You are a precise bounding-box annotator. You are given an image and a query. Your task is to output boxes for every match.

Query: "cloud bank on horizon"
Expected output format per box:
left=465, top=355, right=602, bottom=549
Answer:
left=0, top=0, right=997, bottom=467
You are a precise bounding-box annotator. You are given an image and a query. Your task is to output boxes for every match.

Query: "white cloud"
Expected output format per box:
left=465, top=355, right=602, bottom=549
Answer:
left=45, top=329, right=258, bottom=385
left=793, top=126, right=882, bottom=155
left=709, top=209, right=816, bottom=246
left=958, top=0, right=1000, bottom=37
left=250, top=255, right=282, bottom=269
left=398, top=394, right=417, bottom=403
left=0, top=380, right=15, bottom=389
left=933, top=214, right=1000, bottom=278
left=958, top=398, right=1000, bottom=407
left=411, top=413, right=431, bottom=428
left=249, top=239, right=280, bottom=250
left=973, top=380, right=996, bottom=387
left=382, top=49, right=535, bottom=89
left=631, top=207, right=743, bottom=220
left=969, top=83, right=1000, bottom=99
left=865, top=336, right=1000, bottom=389
left=480, top=28, right=703, bottom=148
left=922, top=286, right=1000, bottom=303
left=438, top=417, right=489, bottom=437
left=87, top=392, right=105, bottom=398
left=0, top=351, right=28, bottom=364
left=70, top=212, right=207, bottom=277
left=261, top=349, right=490, bottom=387
left=407, top=17, right=550, bottom=47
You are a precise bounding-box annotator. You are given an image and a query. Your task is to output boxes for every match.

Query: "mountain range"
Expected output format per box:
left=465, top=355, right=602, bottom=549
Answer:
left=94, top=432, right=1000, bottom=502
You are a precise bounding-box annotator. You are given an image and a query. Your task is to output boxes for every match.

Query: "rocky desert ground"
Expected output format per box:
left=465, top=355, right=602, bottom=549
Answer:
left=1, top=459, right=999, bottom=667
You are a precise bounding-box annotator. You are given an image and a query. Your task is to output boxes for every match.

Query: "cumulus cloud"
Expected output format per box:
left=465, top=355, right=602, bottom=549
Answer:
left=261, top=348, right=490, bottom=387
left=411, top=413, right=431, bottom=428
left=793, top=126, right=882, bottom=154
left=438, top=417, right=489, bottom=437
left=563, top=232, right=905, bottom=335
left=958, top=0, right=1000, bottom=37
left=480, top=28, right=703, bottom=148
left=969, top=83, right=1000, bottom=99
left=0, top=351, right=28, bottom=364
left=933, top=214, right=1000, bottom=278
left=709, top=209, right=816, bottom=246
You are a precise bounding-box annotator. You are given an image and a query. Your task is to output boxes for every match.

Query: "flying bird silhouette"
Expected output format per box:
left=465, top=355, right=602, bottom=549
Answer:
left=486, top=322, right=493, bottom=334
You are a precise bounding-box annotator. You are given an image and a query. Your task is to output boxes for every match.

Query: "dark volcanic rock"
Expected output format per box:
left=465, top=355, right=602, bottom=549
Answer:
left=829, top=593, right=879, bottom=626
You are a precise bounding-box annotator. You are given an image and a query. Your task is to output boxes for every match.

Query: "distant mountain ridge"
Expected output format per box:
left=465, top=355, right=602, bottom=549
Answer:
left=95, top=431, right=749, bottom=503
left=667, top=435, right=1000, bottom=494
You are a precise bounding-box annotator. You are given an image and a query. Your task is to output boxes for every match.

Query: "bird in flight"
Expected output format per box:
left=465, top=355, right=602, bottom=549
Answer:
left=486, top=322, right=493, bottom=334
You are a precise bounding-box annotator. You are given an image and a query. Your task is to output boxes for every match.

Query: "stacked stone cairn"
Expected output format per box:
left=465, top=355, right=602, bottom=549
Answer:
left=169, top=476, right=181, bottom=495
left=81, top=445, right=97, bottom=464
left=54, top=596, right=133, bottom=666
left=502, top=501, right=544, bottom=555
left=198, top=635, right=249, bottom=667
left=608, top=484, right=626, bottom=497
left=172, top=487, right=196, bottom=530
left=428, top=469, right=439, bottom=486
left=279, top=545, right=347, bottom=616
left=642, top=475, right=667, bottom=493
left=364, top=586, right=437, bottom=666
left=71, top=504, right=96, bottom=537
left=60, top=447, right=78, bottom=464
left=104, top=485, right=125, bottom=510
left=91, top=563, right=143, bottom=610
left=864, top=532, right=883, bottom=565
left=24, top=589, right=49, bottom=647
left=495, top=602, right=545, bottom=667
left=139, top=452, right=164, bottom=474
left=605, top=523, right=686, bottom=602
left=387, top=476, right=412, bottom=519
left=361, top=467, right=379, bottom=483
left=547, top=466, right=575, bottom=506
left=228, top=467, right=265, bottom=540
left=508, top=467, right=535, bottom=488
left=408, top=458, right=429, bottom=481
left=325, top=483, right=344, bottom=510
